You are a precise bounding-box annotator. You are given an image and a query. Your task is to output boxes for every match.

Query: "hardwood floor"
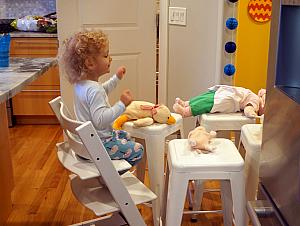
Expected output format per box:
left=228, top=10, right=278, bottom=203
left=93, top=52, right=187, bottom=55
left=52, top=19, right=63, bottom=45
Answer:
left=6, top=124, right=226, bottom=226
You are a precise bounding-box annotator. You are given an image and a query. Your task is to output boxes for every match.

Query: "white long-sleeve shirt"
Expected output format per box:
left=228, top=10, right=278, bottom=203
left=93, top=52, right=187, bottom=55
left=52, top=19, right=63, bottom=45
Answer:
left=209, top=85, right=260, bottom=113
left=73, top=75, right=125, bottom=140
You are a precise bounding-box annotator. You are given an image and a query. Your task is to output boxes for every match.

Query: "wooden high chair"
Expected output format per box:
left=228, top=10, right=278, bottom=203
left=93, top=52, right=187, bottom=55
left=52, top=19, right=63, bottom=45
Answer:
left=49, top=97, right=157, bottom=225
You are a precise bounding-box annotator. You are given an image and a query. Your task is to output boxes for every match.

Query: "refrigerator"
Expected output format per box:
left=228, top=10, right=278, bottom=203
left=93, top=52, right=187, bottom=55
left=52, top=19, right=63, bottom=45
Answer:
left=257, top=0, right=300, bottom=225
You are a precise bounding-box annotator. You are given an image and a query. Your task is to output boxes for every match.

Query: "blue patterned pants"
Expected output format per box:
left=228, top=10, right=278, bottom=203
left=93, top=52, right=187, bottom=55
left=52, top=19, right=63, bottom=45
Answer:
left=103, top=130, right=144, bottom=166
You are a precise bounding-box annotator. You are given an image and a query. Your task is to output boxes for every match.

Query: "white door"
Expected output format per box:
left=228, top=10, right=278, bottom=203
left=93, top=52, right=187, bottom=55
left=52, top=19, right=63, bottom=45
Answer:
left=57, top=0, right=157, bottom=114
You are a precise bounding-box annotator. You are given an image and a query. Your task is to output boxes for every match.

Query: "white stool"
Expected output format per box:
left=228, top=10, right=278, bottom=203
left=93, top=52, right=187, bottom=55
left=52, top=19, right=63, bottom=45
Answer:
left=200, top=112, right=256, bottom=131
left=190, top=113, right=255, bottom=219
left=164, top=138, right=246, bottom=226
left=239, top=124, right=263, bottom=201
left=123, top=113, right=184, bottom=226
left=199, top=112, right=256, bottom=146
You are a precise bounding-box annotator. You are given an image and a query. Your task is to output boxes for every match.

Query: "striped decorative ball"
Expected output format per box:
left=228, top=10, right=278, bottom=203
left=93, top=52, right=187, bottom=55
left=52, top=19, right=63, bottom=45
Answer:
left=248, top=0, right=272, bottom=23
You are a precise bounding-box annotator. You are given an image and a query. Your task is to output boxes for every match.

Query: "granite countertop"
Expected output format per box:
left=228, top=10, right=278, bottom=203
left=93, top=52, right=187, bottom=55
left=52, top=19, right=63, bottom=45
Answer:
left=0, top=57, right=57, bottom=104
left=10, top=31, right=57, bottom=38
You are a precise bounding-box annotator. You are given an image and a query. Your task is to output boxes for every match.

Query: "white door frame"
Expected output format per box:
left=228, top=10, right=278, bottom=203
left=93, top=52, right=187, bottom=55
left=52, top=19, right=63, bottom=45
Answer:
left=158, top=0, right=169, bottom=104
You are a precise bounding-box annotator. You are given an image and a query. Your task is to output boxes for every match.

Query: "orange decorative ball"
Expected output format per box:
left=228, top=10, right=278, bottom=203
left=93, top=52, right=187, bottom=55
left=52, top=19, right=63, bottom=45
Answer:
left=248, top=0, right=272, bottom=23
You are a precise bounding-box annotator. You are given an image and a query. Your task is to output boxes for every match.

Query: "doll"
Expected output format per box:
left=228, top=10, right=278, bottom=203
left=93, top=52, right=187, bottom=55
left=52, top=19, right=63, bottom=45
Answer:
left=173, top=85, right=266, bottom=118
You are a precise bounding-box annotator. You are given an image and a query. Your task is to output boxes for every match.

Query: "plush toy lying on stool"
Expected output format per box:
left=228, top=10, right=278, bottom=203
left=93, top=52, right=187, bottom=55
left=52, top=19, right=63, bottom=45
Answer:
left=113, top=101, right=176, bottom=130
left=188, top=126, right=217, bottom=154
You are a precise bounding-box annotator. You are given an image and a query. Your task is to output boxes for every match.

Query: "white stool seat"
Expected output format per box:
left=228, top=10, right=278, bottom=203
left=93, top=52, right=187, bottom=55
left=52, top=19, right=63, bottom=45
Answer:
left=122, top=113, right=184, bottom=226
left=240, top=124, right=262, bottom=153
left=169, top=139, right=244, bottom=172
left=164, top=138, right=246, bottom=226
left=240, top=124, right=263, bottom=201
left=200, top=112, right=256, bottom=131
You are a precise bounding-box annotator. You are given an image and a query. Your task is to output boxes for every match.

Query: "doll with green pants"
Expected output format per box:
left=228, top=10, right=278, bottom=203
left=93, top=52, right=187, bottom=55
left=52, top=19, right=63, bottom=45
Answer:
left=173, top=85, right=266, bottom=118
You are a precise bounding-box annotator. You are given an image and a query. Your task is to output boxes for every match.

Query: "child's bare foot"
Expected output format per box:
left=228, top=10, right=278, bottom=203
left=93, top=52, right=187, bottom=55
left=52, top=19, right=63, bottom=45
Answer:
left=175, top=97, right=186, bottom=107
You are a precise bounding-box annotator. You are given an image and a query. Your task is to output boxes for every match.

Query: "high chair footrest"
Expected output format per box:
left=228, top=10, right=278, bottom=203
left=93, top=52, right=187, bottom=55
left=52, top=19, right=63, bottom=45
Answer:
left=70, top=171, right=157, bottom=216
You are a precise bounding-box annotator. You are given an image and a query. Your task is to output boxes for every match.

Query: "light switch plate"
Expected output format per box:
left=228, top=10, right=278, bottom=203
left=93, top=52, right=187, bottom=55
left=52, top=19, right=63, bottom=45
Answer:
left=169, top=7, right=187, bottom=26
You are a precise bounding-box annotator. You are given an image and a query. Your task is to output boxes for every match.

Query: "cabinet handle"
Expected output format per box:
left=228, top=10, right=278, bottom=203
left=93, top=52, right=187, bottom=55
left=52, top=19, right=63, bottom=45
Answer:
left=22, top=90, right=60, bottom=92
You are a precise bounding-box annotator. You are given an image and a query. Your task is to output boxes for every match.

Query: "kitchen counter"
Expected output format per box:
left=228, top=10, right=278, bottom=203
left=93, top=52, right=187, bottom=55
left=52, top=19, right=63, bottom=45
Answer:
left=0, top=57, right=57, bottom=104
left=0, top=57, right=57, bottom=225
left=9, top=31, right=57, bottom=38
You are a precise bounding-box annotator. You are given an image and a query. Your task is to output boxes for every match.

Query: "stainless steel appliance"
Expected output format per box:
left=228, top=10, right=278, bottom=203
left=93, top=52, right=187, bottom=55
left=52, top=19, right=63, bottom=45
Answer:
left=249, top=0, right=300, bottom=225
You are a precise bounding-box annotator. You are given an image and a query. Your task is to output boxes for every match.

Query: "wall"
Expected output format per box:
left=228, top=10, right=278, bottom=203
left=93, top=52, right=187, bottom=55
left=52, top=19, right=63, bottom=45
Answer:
left=234, top=1, right=270, bottom=92
left=0, top=0, right=56, bottom=19
left=166, top=0, right=225, bottom=135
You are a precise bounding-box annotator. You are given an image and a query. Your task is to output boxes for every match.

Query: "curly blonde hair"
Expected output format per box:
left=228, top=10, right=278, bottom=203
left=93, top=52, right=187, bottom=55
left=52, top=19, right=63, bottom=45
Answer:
left=61, top=30, right=109, bottom=84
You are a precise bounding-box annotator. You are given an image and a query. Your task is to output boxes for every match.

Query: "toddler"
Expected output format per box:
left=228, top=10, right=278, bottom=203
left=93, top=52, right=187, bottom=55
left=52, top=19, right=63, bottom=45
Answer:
left=61, top=30, right=144, bottom=166
left=173, top=85, right=266, bottom=118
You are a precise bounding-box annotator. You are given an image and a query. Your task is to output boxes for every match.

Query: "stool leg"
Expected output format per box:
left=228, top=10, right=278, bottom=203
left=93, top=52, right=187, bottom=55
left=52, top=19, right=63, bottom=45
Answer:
left=191, top=180, right=204, bottom=221
left=230, top=171, right=246, bottom=226
left=165, top=171, right=189, bottom=226
left=237, top=135, right=242, bottom=151
left=145, top=136, right=165, bottom=226
left=220, top=180, right=233, bottom=226
left=186, top=182, right=194, bottom=210
left=136, top=139, right=147, bottom=182
left=179, top=127, right=184, bottom=139
left=161, top=161, right=170, bottom=225
left=244, top=151, right=260, bottom=201
left=234, top=131, right=241, bottom=147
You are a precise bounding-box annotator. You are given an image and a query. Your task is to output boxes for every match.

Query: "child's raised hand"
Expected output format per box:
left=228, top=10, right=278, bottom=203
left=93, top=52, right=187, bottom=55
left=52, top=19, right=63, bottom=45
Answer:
left=116, top=66, right=126, bottom=80
left=120, top=89, right=133, bottom=106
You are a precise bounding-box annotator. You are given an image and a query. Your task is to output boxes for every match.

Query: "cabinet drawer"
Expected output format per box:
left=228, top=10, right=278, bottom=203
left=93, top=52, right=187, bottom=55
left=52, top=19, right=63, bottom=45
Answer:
left=12, top=89, right=60, bottom=115
left=10, top=37, right=60, bottom=121
left=10, top=38, right=58, bottom=57
left=30, top=66, right=60, bottom=86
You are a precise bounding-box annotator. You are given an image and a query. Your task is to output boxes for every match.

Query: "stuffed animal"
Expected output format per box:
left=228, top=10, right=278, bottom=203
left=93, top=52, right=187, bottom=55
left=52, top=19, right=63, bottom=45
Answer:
left=188, top=126, right=217, bottom=153
left=113, top=101, right=176, bottom=130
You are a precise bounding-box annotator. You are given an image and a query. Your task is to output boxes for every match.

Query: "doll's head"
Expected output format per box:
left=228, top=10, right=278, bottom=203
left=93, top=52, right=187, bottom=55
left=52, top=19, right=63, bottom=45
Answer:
left=258, top=88, right=266, bottom=116
left=61, top=30, right=109, bottom=84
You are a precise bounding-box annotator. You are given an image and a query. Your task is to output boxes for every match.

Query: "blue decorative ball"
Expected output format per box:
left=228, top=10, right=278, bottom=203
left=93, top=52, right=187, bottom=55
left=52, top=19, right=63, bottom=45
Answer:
left=224, top=64, right=236, bottom=76
left=226, top=18, right=238, bottom=30
left=228, top=0, right=238, bottom=3
left=225, top=41, right=236, bottom=53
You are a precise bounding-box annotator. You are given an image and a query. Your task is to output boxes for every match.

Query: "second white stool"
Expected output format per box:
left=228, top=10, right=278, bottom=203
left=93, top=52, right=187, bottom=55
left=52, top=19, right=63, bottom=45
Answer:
left=122, top=113, right=184, bottom=226
left=239, top=123, right=263, bottom=201
left=164, top=138, right=246, bottom=226
left=199, top=112, right=256, bottom=131
left=199, top=112, right=256, bottom=146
